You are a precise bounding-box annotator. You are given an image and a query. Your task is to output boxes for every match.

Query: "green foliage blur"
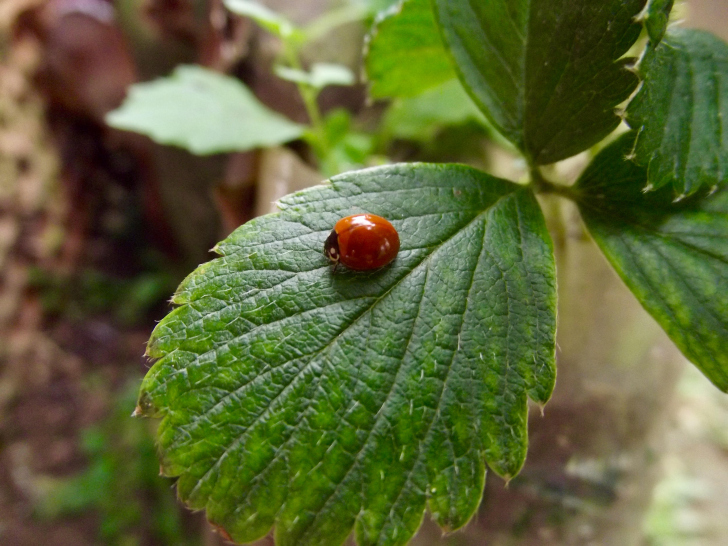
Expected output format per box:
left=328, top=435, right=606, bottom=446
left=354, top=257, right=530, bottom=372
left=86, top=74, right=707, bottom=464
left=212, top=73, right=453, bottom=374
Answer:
left=35, top=380, right=199, bottom=546
left=28, top=267, right=176, bottom=326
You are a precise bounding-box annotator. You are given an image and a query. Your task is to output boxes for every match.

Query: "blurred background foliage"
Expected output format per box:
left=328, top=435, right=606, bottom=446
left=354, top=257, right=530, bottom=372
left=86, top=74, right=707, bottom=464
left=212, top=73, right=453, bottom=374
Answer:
left=34, top=379, right=199, bottom=546
left=1, top=0, right=727, bottom=545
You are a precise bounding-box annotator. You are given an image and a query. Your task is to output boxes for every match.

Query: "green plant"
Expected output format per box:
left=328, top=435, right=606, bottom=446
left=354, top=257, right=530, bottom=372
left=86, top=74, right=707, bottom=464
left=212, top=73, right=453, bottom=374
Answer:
left=36, top=379, right=199, bottom=546
left=109, top=0, right=728, bottom=544
left=107, top=0, right=378, bottom=177
left=28, top=266, right=177, bottom=325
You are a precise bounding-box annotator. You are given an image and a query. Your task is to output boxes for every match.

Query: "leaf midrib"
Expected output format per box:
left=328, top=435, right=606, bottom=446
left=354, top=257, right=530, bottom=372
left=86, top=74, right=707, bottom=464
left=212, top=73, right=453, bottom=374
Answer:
left=579, top=200, right=728, bottom=264
left=157, top=192, right=520, bottom=511
left=186, top=204, right=494, bottom=516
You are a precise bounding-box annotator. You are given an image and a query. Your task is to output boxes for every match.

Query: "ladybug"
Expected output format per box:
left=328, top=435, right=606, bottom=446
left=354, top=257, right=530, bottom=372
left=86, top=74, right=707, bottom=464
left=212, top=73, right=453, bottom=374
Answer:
left=324, top=213, right=400, bottom=272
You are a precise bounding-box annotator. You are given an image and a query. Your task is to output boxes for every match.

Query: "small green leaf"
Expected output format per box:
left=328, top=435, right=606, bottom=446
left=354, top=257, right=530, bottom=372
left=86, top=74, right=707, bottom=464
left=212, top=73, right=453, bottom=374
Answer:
left=643, top=0, right=675, bottom=44
left=432, top=0, right=645, bottom=164
left=139, top=163, right=557, bottom=545
left=575, top=133, right=728, bottom=392
left=275, top=63, right=356, bottom=89
left=106, top=65, right=304, bottom=155
left=223, top=0, right=300, bottom=40
left=318, top=109, right=375, bottom=177
left=366, top=0, right=456, bottom=99
left=382, top=79, right=487, bottom=142
left=626, top=28, right=728, bottom=196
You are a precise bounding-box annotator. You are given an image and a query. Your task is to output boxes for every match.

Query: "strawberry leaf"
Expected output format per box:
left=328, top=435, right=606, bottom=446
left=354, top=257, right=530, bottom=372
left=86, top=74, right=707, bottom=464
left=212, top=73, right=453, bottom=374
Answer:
left=138, top=163, right=557, bottom=545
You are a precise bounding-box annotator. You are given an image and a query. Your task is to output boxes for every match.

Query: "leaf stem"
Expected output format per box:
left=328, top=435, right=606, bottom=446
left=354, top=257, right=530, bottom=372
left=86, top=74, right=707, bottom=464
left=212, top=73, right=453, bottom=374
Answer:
left=529, top=165, right=578, bottom=201
left=282, top=44, right=328, bottom=160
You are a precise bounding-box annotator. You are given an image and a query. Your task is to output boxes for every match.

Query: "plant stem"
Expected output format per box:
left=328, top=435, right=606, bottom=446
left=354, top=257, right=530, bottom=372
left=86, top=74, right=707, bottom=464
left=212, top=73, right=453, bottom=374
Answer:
left=529, top=165, right=578, bottom=201
left=283, top=45, right=328, bottom=160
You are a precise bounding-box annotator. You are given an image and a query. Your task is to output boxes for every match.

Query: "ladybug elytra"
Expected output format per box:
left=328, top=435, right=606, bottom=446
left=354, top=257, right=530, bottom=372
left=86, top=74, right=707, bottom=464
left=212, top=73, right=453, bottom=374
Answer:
left=324, top=213, right=400, bottom=272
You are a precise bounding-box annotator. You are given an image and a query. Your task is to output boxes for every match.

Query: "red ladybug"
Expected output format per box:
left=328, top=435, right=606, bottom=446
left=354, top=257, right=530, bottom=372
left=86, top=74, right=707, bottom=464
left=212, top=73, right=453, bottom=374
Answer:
left=324, top=213, right=400, bottom=272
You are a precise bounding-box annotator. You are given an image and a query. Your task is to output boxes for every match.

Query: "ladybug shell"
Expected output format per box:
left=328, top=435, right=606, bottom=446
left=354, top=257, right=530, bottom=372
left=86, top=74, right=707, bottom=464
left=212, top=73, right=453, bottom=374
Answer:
left=324, top=214, right=400, bottom=271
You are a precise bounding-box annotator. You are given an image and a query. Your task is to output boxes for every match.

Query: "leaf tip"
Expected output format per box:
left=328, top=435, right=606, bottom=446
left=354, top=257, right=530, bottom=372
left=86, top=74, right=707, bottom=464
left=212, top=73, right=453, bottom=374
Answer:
left=208, top=520, right=234, bottom=543
left=144, top=339, right=159, bottom=359
left=624, top=62, right=639, bottom=75
left=135, top=389, right=161, bottom=418
left=171, top=285, right=192, bottom=305
left=436, top=521, right=456, bottom=537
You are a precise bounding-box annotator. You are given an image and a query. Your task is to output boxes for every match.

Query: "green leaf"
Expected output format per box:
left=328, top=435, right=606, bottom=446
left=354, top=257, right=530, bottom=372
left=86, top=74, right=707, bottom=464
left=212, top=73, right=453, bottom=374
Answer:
left=366, top=0, right=456, bottom=99
left=575, top=133, right=728, bottom=392
left=318, top=109, right=375, bottom=177
left=382, top=79, right=487, bottom=143
left=106, top=65, right=304, bottom=155
left=223, top=0, right=300, bottom=40
left=138, top=163, right=557, bottom=545
left=274, top=63, right=356, bottom=89
left=642, top=0, right=675, bottom=44
left=432, top=0, right=645, bottom=164
left=626, top=28, right=728, bottom=196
